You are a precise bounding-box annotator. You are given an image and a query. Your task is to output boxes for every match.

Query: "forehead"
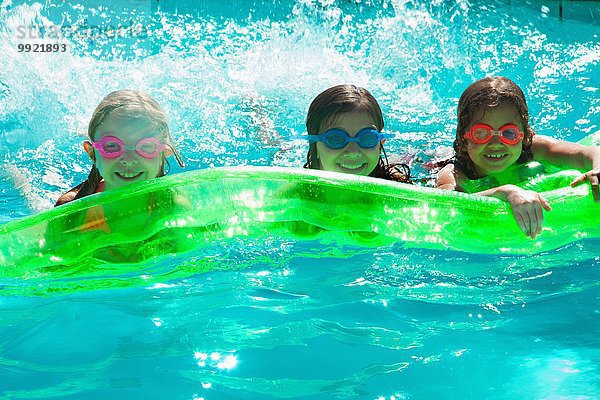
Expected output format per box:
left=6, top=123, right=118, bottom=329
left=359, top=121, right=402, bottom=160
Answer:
left=471, top=102, right=522, bottom=128
left=94, top=112, right=162, bottom=142
left=321, top=112, right=377, bottom=133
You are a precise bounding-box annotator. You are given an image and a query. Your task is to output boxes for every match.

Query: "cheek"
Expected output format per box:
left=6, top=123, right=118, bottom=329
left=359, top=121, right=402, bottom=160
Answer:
left=93, top=158, right=115, bottom=180
left=315, top=143, right=326, bottom=157
left=466, top=142, right=480, bottom=155
left=95, top=157, right=112, bottom=170
left=367, top=147, right=381, bottom=161
left=465, top=145, right=483, bottom=164
left=315, top=144, right=336, bottom=163
left=514, top=143, right=523, bottom=156
left=146, top=157, right=163, bottom=174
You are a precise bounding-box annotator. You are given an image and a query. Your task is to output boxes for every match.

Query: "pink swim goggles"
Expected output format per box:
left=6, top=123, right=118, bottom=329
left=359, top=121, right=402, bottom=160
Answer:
left=464, top=123, right=524, bottom=145
left=90, top=135, right=169, bottom=159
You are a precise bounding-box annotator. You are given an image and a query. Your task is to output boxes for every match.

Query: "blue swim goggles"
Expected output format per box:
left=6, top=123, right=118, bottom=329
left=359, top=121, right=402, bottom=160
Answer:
left=303, top=127, right=392, bottom=149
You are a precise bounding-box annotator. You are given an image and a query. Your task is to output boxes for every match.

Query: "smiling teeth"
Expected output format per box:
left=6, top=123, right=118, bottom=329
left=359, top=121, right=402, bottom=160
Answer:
left=339, top=163, right=364, bottom=170
left=486, top=154, right=506, bottom=158
left=119, top=171, right=141, bottom=178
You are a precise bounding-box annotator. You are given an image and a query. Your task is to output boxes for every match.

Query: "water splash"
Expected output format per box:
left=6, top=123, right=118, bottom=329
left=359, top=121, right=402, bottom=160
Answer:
left=0, top=0, right=598, bottom=215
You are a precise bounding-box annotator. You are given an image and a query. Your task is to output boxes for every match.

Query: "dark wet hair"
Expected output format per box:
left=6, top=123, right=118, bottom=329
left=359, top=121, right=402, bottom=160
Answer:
left=303, top=84, right=411, bottom=183
left=55, top=90, right=185, bottom=206
left=452, top=76, right=535, bottom=179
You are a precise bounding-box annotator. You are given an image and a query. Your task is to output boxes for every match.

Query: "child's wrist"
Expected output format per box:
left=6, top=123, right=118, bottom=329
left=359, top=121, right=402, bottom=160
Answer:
left=496, top=184, right=520, bottom=199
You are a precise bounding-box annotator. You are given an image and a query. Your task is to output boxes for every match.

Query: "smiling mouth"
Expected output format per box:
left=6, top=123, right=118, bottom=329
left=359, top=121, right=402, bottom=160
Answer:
left=484, top=153, right=508, bottom=161
left=115, top=171, right=143, bottom=181
left=337, top=162, right=367, bottom=173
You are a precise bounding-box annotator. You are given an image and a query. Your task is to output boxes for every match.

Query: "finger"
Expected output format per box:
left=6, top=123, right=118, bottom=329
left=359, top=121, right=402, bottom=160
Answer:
left=570, top=174, right=587, bottom=188
left=533, top=204, right=544, bottom=237
left=524, top=208, right=536, bottom=238
left=590, top=175, right=599, bottom=203
left=513, top=211, right=529, bottom=235
left=521, top=209, right=533, bottom=237
left=539, top=194, right=552, bottom=211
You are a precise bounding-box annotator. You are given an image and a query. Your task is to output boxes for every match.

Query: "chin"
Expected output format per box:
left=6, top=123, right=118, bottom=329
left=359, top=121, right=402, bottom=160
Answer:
left=483, top=167, right=509, bottom=176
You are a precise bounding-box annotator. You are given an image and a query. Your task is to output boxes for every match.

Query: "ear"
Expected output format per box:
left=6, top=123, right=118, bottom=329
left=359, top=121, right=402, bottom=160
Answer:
left=381, top=139, right=386, bottom=145
left=164, top=148, right=173, bottom=157
left=83, top=141, right=95, bottom=161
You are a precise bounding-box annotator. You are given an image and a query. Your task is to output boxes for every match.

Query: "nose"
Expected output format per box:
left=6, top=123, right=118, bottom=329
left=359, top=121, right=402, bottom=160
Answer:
left=343, top=141, right=361, bottom=156
left=119, top=150, right=139, bottom=166
left=487, top=134, right=504, bottom=146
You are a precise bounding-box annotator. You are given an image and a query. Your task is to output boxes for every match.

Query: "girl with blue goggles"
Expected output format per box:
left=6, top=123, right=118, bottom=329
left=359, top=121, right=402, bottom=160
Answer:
left=302, top=84, right=411, bottom=183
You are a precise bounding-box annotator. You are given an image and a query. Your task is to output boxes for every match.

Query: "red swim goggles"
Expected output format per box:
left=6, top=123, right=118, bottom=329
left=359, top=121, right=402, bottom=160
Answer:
left=90, top=135, right=169, bottom=159
left=464, top=123, right=524, bottom=145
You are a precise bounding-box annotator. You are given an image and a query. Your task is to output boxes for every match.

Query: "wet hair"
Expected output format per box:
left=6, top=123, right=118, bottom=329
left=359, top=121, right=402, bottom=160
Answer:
left=452, top=76, right=535, bottom=179
left=303, top=84, right=411, bottom=183
left=55, top=89, right=185, bottom=206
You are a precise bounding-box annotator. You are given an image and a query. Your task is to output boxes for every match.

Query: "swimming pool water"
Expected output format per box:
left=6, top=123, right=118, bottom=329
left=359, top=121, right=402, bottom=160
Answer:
left=0, top=0, right=599, bottom=399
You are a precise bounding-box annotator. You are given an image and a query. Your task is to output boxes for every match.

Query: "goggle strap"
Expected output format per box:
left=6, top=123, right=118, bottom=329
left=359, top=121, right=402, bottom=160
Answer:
left=168, top=143, right=186, bottom=168
left=294, top=135, right=317, bottom=141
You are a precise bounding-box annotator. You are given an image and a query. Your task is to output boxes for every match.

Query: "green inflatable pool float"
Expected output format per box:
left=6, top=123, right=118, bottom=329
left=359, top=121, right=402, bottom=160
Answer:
left=0, top=132, right=598, bottom=289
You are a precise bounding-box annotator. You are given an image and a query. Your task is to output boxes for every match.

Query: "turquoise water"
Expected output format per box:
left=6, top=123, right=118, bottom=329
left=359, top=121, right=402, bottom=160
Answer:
left=1, top=0, right=599, bottom=398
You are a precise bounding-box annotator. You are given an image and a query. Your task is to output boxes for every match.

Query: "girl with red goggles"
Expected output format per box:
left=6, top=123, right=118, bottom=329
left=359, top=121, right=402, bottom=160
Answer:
left=436, top=76, right=600, bottom=239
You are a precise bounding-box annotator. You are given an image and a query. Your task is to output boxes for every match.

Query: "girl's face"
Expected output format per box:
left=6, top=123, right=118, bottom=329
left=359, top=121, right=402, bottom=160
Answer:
left=466, top=102, right=524, bottom=176
left=315, top=112, right=381, bottom=176
left=85, top=113, right=165, bottom=191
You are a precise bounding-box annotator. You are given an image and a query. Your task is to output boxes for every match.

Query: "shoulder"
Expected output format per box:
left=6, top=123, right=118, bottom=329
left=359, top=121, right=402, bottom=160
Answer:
left=436, top=163, right=456, bottom=179
left=54, top=189, right=79, bottom=207
left=435, top=163, right=465, bottom=191
left=531, top=134, right=588, bottom=158
left=531, top=134, right=560, bottom=150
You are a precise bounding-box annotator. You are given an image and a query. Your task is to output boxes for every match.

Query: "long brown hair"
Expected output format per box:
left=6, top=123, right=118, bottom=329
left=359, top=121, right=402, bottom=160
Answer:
left=303, top=84, right=410, bottom=183
left=453, top=76, right=535, bottom=179
left=55, top=90, right=184, bottom=206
